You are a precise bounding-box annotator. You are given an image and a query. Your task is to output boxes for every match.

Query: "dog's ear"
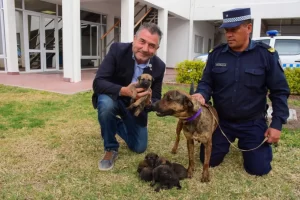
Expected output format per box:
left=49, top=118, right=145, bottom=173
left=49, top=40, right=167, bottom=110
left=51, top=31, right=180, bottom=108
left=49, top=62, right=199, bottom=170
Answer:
left=137, top=76, right=141, bottom=81
left=184, top=96, right=194, bottom=109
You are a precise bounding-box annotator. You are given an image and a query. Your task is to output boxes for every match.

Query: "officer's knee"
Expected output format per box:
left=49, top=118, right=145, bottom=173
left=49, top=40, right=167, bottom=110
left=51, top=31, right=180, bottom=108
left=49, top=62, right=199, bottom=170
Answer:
left=200, top=145, right=225, bottom=167
left=200, top=153, right=224, bottom=167
left=244, top=163, right=271, bottom=176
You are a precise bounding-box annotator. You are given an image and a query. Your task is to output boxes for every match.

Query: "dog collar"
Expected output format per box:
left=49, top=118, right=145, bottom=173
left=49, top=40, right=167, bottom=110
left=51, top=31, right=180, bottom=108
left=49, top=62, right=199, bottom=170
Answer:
left=185, top=108, right=202, bottom=122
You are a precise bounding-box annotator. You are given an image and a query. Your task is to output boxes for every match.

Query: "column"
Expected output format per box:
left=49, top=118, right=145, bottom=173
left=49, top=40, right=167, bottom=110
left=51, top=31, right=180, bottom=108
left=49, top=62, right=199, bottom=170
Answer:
left=157, top=9, right=168, bottom=64
left=3, top=0, right=19, bottom=74
left=62, top=0, right=81, bottom=83
left=121, top=0, right=134, bottom=42
left=106, top=14, right=114, bottom=54
left=253, top=18, right=262, bottom=38
left=188, top=0, right=195, bottom=60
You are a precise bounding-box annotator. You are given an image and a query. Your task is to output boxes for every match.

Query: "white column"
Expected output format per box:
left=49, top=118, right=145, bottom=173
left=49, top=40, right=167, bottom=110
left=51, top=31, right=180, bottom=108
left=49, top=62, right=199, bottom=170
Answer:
left=253, top=18, right=262, bottom=38
left=188, top=0, right=195, bottom=60
left=62, top=0, right=81, bottom=83
left=121, top=0, right=134, bottom=42
left=106, top=14, right=114, bottom=54
left=3, top=0, right=19, bottom=74
left=157, top=9, right=168, bottom=64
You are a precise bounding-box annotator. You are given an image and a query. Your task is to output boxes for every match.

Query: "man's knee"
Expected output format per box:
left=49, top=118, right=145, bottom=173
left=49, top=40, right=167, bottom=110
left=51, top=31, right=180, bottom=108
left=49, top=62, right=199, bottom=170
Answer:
left=129, top=143, right=147, bottom=154
left=97, top=95, right=115, bottom=115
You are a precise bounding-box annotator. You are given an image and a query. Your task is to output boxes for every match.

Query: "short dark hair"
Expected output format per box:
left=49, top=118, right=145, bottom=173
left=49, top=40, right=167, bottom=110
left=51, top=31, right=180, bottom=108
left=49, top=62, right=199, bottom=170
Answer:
left=242, top=19, right=252, bottom=25
left=136, top=22, right=163, bottom=43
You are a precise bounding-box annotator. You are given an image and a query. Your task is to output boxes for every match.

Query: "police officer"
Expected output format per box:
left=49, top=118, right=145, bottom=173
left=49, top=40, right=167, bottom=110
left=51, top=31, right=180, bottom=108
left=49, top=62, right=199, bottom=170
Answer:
left=192, top=8, right=290, bottom=176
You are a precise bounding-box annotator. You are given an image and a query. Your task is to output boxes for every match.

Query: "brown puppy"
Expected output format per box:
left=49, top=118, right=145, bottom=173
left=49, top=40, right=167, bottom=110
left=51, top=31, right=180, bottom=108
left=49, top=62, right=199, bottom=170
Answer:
left=151, top=164, right=181, bottom=192
left=155, top=157, right=187, bottom=180
left=137, top=152, right=159, bottom=182
left=127, top=73, right=153, bottom=117
left=152, top=90, right=218, bottom=182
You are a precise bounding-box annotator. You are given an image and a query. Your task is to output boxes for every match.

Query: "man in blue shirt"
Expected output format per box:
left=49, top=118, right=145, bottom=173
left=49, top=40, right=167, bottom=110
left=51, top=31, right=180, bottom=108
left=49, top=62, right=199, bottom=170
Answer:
left=192, top=8, right=290, bottom=176
left=92, top=23, right=166, bottom=171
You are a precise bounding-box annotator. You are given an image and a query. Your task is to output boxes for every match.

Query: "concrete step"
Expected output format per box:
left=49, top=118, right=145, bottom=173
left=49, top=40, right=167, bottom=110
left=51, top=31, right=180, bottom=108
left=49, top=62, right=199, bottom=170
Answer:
left=267, top=107, right=297, bottom=121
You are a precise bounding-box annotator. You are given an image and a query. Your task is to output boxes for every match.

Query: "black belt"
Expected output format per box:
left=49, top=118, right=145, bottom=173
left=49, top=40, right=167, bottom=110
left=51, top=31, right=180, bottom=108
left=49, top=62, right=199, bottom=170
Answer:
left=222, top=113, right=265, bottom=123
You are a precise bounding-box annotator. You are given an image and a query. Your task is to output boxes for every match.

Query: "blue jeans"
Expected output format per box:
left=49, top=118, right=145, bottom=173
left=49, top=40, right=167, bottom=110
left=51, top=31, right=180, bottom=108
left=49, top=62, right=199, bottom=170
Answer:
left=97, top=94, right=148, bottom=153
left=200, top=117, right=272, bottom=176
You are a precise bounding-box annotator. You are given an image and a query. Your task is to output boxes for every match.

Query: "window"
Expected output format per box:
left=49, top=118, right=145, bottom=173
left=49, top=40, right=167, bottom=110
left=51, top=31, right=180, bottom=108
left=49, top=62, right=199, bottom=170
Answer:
left=194, top=35, right=203, bottom=53
left=275, top=39, right=300, bottom=55
left=81, top=10, right=100, bottom=23
left=15, top=0, right=22, bottom=9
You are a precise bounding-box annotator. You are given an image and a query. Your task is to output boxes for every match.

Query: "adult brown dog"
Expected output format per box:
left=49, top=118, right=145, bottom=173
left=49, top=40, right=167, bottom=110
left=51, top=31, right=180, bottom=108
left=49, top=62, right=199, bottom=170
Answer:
left=152, top=90, right=218, bottom=182
left=127, top=73, right=153, bottom=116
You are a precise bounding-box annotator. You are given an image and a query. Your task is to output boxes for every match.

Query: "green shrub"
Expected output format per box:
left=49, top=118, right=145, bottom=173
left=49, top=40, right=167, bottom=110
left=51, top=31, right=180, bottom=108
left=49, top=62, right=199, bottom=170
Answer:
left=284, top=68, right=300, bottom=95
left=175, top=60, right=206, bottom=84
left=175, top=60, right=300, bottom=95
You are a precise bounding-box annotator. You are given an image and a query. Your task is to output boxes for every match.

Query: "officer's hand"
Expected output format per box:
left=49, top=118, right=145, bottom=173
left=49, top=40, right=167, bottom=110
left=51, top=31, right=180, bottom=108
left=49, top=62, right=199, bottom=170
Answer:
left=191, top=93, right=205, bottom=105
left=264, top=128, right=281, bottom=144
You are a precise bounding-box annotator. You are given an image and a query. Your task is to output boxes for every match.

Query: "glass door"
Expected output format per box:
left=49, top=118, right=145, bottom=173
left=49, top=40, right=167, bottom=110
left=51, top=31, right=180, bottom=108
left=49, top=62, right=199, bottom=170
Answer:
left=26, top=13, right=42, bottom=71
left=25, top=12, right=58, bottom=72
left=42, top=15, right=58, bottom=71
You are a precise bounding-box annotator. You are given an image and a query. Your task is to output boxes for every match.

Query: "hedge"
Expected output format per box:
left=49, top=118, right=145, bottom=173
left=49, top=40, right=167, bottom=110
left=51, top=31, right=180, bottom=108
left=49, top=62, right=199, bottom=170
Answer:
left=175, top=60, right=300, bottom=95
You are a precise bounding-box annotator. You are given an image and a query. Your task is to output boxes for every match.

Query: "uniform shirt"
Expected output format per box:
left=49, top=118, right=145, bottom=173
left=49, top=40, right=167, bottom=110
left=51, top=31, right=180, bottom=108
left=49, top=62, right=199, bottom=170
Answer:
left=195, top=40, right=290, bottom=131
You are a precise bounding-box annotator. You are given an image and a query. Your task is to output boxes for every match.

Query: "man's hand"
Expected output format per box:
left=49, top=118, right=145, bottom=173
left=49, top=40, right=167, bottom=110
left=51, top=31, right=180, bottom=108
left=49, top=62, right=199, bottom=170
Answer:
left=191, top=93, right=205, bottom=105
left=120, top=82, right=148, bottom=99
left=137, top=88, right=152, bottom=101
left=264, top=128, right=281, bottom=143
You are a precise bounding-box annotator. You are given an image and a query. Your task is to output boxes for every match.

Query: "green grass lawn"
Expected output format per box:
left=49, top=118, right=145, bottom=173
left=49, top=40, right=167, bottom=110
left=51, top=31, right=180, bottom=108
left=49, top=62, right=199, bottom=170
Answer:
left=0, top=84, right=300, bottom=200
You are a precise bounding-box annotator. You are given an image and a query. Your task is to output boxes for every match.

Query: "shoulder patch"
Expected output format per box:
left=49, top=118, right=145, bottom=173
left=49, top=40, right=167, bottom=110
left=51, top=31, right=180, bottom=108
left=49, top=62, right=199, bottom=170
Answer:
left=256, top=41, right=275, bottom=53
left=209, top=43, right=226, bottom=54
left=268, top=47, right=275, bottom=53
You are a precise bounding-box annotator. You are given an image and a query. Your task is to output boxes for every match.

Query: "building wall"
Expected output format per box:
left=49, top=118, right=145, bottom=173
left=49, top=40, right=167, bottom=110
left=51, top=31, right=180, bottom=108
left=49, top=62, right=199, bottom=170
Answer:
left=141, top=0, right=191, bottom=20
left=166, top=18, right=189, bottom=68
left=192, top=21, right=215, bottom=58
left=193, top=0, right=300, bottom=20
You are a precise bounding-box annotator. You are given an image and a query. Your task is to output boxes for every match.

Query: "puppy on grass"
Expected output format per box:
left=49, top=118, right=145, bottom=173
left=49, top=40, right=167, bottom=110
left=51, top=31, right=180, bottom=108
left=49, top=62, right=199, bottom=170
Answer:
left=137, top=153, right=159, bottom=182
left=151, top=163, right=182, bottom=192
left=137, top=154, right=186, bottom=192
left=127, top=73, right=153, bottom=117
left=156, top=157, right=188, bottom=180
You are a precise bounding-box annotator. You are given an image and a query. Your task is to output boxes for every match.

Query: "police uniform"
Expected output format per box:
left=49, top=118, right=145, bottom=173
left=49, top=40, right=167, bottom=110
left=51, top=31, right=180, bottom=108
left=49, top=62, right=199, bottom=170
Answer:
left=195, top=8, right=290, bottom=176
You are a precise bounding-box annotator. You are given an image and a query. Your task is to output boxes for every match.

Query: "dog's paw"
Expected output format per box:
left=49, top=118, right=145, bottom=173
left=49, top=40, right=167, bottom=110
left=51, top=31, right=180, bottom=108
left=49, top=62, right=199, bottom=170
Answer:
left=171, top=148, right=177, bottom=154
left=201, top=172, right=210, bottom=182
left=187, top=168, right=193, bottom=178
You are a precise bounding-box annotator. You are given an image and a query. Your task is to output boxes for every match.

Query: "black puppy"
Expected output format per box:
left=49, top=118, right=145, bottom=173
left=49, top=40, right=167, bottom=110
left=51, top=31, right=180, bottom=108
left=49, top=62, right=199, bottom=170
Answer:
left=137, top=153, right=159, bottom=182
left=172, top=162, right=188, bottom=180
left=155, top=157, right=187, bottom=180
left=151, top=164, right=181, bottom=192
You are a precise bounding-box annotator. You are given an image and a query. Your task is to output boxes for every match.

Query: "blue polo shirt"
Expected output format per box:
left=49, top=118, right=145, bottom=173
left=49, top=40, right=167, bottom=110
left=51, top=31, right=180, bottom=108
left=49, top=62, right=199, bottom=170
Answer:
left=196, top=40, right=290, bottom=130
left=131, top=54, right=150, bottom=83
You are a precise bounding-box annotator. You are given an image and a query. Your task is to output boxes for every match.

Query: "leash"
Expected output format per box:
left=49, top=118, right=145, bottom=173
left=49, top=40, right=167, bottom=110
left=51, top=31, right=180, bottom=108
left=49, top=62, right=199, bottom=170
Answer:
left=207, top=107, right=269, bottom=152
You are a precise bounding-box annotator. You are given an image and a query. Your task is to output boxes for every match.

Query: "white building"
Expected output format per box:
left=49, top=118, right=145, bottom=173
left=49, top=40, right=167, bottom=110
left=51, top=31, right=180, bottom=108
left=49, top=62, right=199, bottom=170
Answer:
left=0, top=0, right=299, bottom=82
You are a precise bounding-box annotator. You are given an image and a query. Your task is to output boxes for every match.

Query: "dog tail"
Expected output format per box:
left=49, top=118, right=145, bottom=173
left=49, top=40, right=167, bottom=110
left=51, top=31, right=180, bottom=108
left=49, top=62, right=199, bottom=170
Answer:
left=189, top=81, right=195, bottom=95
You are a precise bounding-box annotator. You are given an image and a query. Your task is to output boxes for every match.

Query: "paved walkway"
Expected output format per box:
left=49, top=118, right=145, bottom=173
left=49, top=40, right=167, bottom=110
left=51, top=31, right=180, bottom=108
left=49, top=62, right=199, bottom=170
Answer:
left=0, top=68, right=177, bottom=95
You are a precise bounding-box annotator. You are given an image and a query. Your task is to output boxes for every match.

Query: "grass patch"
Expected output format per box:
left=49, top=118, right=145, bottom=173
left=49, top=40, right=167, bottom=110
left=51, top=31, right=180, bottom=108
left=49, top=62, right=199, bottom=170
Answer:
left=0, top=84, right=300, bottom=199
